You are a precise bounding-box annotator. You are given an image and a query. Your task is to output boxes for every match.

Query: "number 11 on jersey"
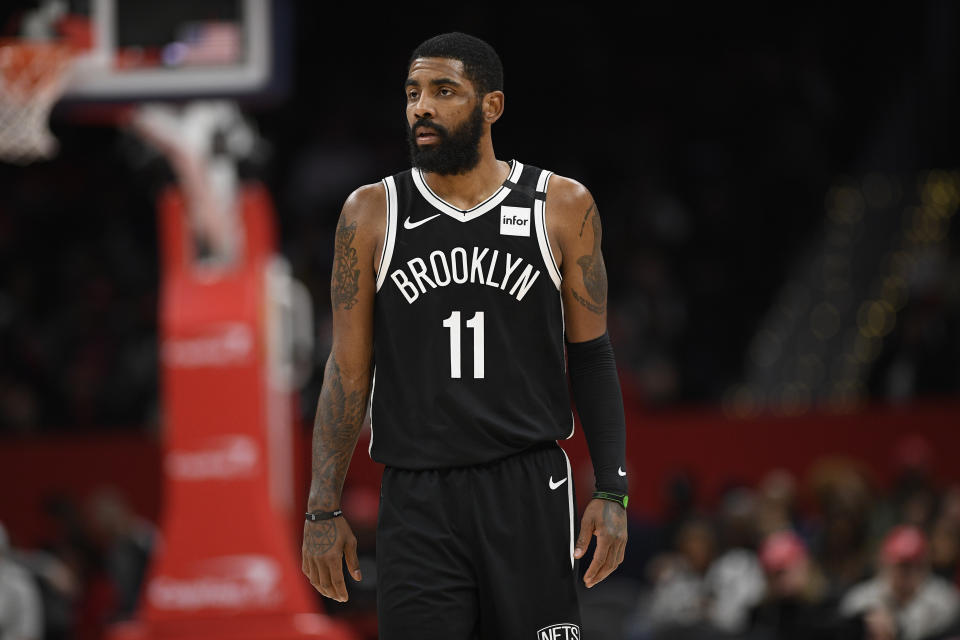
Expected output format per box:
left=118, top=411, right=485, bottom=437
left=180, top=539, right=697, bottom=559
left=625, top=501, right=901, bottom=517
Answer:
left=442, top=311, right=484, bottom=379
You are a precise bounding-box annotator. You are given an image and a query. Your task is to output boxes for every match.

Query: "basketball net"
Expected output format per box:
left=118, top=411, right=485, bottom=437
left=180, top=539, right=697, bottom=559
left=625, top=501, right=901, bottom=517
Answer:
left=0, top=39, right=76, bottom=164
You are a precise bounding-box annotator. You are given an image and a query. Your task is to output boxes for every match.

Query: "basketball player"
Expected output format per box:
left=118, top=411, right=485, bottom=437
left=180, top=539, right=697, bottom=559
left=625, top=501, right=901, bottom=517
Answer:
left=301, top=32, right=628, bottom=638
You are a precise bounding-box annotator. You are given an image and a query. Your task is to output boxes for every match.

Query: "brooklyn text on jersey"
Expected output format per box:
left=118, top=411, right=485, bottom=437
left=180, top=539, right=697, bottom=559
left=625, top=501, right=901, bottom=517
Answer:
left=389, top=245, right=542, bottom=303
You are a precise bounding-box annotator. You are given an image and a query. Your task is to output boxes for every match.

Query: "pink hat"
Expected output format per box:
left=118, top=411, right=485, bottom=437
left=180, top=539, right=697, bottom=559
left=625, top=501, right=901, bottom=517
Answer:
left=881, top=525, right=927, bottom=564
left=760, top=530, right=807, bottom=572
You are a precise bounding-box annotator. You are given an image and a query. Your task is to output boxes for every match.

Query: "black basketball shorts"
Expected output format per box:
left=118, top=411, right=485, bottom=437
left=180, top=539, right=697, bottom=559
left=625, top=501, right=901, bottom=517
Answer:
left=376, top=441, right=582, bottom=640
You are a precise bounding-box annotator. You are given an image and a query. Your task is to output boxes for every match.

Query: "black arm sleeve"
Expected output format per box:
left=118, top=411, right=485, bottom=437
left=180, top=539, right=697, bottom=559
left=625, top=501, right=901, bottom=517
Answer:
left=566, top=330, right=628, bottom=494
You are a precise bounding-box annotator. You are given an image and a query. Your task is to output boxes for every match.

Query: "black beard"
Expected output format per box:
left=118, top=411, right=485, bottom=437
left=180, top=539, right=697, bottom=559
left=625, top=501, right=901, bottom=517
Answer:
left=407, top=102, right=484, bottom=176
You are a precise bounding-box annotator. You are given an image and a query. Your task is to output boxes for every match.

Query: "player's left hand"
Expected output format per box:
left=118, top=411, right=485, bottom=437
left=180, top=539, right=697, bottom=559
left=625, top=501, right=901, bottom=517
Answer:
left=574, top=498, right=627, bottom=588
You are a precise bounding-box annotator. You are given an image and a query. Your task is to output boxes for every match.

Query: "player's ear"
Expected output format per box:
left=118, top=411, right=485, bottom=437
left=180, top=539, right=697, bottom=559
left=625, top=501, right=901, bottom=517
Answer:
left=482, top=91, right=504, bottom=124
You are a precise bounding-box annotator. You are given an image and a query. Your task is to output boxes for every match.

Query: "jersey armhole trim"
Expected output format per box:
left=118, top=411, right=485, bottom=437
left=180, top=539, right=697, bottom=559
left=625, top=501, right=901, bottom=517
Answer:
left=534, top=170, right=562, bottom=290
left=375, top=177, right=398, bottom=291
left=367, top=365, right=376, bottom=458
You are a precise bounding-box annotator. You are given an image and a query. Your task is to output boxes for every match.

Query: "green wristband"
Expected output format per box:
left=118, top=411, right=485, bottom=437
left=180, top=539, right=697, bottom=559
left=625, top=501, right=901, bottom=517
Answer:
left=593, top=491, right=628, bottom=509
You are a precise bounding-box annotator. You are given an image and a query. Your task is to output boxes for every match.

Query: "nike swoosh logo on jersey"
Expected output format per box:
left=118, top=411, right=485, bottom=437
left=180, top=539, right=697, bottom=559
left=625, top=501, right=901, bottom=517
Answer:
left=548, top=476, right=567, bottom=490
left=618, top=467, right=627, bottom=477
left=403, top=213, right=441, bottom=229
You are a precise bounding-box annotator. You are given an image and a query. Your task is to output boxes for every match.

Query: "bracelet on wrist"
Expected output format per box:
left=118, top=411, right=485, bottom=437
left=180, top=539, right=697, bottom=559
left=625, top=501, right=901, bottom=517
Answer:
left=592, top=491, right=628, bottom=509
left=305, top=509, right=343, bottom=521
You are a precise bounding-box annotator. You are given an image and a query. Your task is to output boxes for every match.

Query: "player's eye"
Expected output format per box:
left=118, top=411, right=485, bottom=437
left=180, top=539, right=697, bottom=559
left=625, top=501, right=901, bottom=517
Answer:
left=439, top=87, right=453, bottom=96
left=407, top=90, right=418, bottom=101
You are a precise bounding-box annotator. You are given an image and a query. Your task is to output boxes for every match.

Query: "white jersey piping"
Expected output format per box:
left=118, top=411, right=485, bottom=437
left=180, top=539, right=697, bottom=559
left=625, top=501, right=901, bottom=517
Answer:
left=375, top=177, right=398, bottom=291
left=533, top=170, right=562, bottom=290
left=412, top=159, right=524, bottom=221
left=367, top=366, right=376, bottom=457
left=559, top=443, right=575, bottom=569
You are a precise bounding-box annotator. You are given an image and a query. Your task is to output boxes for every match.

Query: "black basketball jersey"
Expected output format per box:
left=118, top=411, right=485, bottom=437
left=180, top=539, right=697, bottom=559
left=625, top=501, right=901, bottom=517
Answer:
left=369, top=159, right=574, bottom=469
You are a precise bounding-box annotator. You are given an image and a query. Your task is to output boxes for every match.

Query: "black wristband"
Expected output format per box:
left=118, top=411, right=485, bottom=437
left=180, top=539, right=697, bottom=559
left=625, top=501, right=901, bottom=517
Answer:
left=305, top=509, right=343, bottom=521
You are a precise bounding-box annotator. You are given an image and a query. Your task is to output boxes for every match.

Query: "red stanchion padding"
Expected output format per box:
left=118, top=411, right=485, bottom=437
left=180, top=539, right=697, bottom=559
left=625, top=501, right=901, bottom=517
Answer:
left=107, top=184, right=357, bottom=640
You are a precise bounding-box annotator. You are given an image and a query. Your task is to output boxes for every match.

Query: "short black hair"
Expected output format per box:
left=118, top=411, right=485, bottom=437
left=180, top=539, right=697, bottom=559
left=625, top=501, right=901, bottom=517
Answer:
left=408, top=32, right=504, bottom=97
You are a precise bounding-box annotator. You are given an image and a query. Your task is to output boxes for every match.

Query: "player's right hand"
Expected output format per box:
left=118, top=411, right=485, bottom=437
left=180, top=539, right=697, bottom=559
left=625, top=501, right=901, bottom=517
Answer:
left=302, top=516, right=362, bottom=602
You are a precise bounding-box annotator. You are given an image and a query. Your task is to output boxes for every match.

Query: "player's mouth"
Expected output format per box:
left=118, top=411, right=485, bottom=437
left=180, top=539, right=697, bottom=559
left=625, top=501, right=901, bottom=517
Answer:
left=415, top=125, right=442, bottom=144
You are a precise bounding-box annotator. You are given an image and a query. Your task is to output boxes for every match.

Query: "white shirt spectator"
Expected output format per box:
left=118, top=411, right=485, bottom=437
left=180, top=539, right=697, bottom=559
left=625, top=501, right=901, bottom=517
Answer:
left=0, top=557, right=43, bottom=640
left=841, top=575, right=960, bottom=640
left=704, top=548, right=766, bottom=633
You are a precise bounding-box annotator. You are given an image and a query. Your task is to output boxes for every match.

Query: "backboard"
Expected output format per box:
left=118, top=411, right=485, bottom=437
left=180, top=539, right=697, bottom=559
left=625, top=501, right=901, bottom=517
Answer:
left=59, top=0, right=289, bottom=103
left=0, top=0, right=287, bottom=163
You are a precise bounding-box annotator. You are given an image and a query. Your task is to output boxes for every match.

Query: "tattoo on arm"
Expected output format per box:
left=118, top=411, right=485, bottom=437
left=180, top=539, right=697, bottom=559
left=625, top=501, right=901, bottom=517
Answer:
left=304, top=520, right=338, bottom=555
left=571, top=289, right=605, bottom=314
left=573, top=203, right=608, bottom=315
left=602, top=500, right=627, bottom=531
left=332, top=220, right=360, bottom=310
left=307, top=355, right=369, bottom=551
left=578, top=201, right=596, bottom=238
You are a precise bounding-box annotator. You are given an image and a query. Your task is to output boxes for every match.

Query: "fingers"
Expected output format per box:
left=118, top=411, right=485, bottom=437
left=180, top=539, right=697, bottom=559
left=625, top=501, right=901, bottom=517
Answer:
left=577, top=501, right=629, bottom=588
left=344, top=534, right=363, bottom=582
left=302, top=555, right=337, bottom=600
left=574, top=517, right=595, bottom=560
left=602, top=537, right=625, bottom=582
left=301, top=555, right=319, bottom=591
left=583, top=534, right=610, bottom=588
left=301, top=519, right=360, bottom=602
left=585, top=536, right=629, bottom=588
left=327, top=555, right=349, bottom=602
left=307, top=557, right=346, bottom=602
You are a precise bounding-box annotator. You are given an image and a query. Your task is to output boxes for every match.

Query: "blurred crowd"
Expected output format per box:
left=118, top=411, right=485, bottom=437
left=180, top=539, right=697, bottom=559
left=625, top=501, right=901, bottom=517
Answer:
left=2, top=6, right=960, bottom=434
left=1, top=138, right=957, bottom=436
left=576, top=442, right=960, bottom=640
left=0, top=130, right=161, bottom=435
left=4, top=442, right=960, bottom=640
left=0, top=487, right=156, bottom=640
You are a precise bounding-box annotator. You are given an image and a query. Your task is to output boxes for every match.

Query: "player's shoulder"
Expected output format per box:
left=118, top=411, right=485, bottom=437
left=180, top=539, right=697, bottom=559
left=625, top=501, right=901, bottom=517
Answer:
left=336, top=181, right=387, bottom=247
left=545, top=173, right=598, bottom=227
left=334, top=182, right=388, bottom=266
left=340, top=181, right=386, bottom=226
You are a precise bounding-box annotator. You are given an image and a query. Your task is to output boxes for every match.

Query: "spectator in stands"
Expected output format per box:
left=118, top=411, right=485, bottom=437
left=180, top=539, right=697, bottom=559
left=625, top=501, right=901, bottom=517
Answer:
left=808, top=459, right=873, bottom=599
left=841, top=525, right=960, bottom=640
left=746, top=530, right=861, bottom=639
left=930, top=485, right=960, bottom=582
left=0, top=521, right=43, bottom=640
left=705, top=488, right=766, bottom=634
left=638, top=516, right=717, bottom=638
left=634, top=491, right=766, bottom=639
left=756, top=470, right=799, bottom=539
left=6, top=543, right=78, bottom=640
left=84, top=486, right=157, bottom=622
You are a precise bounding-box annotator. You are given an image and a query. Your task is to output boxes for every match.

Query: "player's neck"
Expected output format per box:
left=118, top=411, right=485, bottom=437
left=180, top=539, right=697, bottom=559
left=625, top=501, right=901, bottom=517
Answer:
left=421, top=142, right=509, bottom=211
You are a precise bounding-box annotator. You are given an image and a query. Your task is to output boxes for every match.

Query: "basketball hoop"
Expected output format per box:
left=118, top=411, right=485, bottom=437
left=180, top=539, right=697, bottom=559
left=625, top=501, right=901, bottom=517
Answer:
left=0, top=40, right=76, bottom=164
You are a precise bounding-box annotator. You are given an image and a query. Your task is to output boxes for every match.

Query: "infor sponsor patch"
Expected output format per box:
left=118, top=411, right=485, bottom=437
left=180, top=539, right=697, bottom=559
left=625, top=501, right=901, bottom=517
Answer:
left=500, top=206, right=531, bottom=237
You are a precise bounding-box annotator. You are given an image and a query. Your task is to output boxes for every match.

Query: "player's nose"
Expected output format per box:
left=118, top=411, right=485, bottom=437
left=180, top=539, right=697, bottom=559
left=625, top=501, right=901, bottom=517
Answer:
left=411, top=94, right=435, bottom=120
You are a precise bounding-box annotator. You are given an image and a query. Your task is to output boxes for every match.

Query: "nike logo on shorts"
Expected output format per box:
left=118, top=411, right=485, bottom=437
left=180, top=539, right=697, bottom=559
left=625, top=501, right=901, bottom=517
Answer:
left=403, top=213, right=441, bottom=229
left=548, top=476, right=567, bottom=490
left=618, top=467, right=627, bottom=477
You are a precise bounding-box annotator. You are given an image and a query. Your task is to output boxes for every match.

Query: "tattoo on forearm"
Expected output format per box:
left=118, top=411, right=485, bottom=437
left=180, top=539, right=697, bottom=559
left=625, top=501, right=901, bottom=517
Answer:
left=309, top=355, right=369, bottom=512
left=578, top=202, right=596, bottom=238
left=571, top=289, right=605, bottom=314
left=332, top=220, right=360, bottom=310
left=574, top=204, right=607, bottom=315
left=602, top=500, right=627, bottom=531
left=304, top=520, right=338, bottom=555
